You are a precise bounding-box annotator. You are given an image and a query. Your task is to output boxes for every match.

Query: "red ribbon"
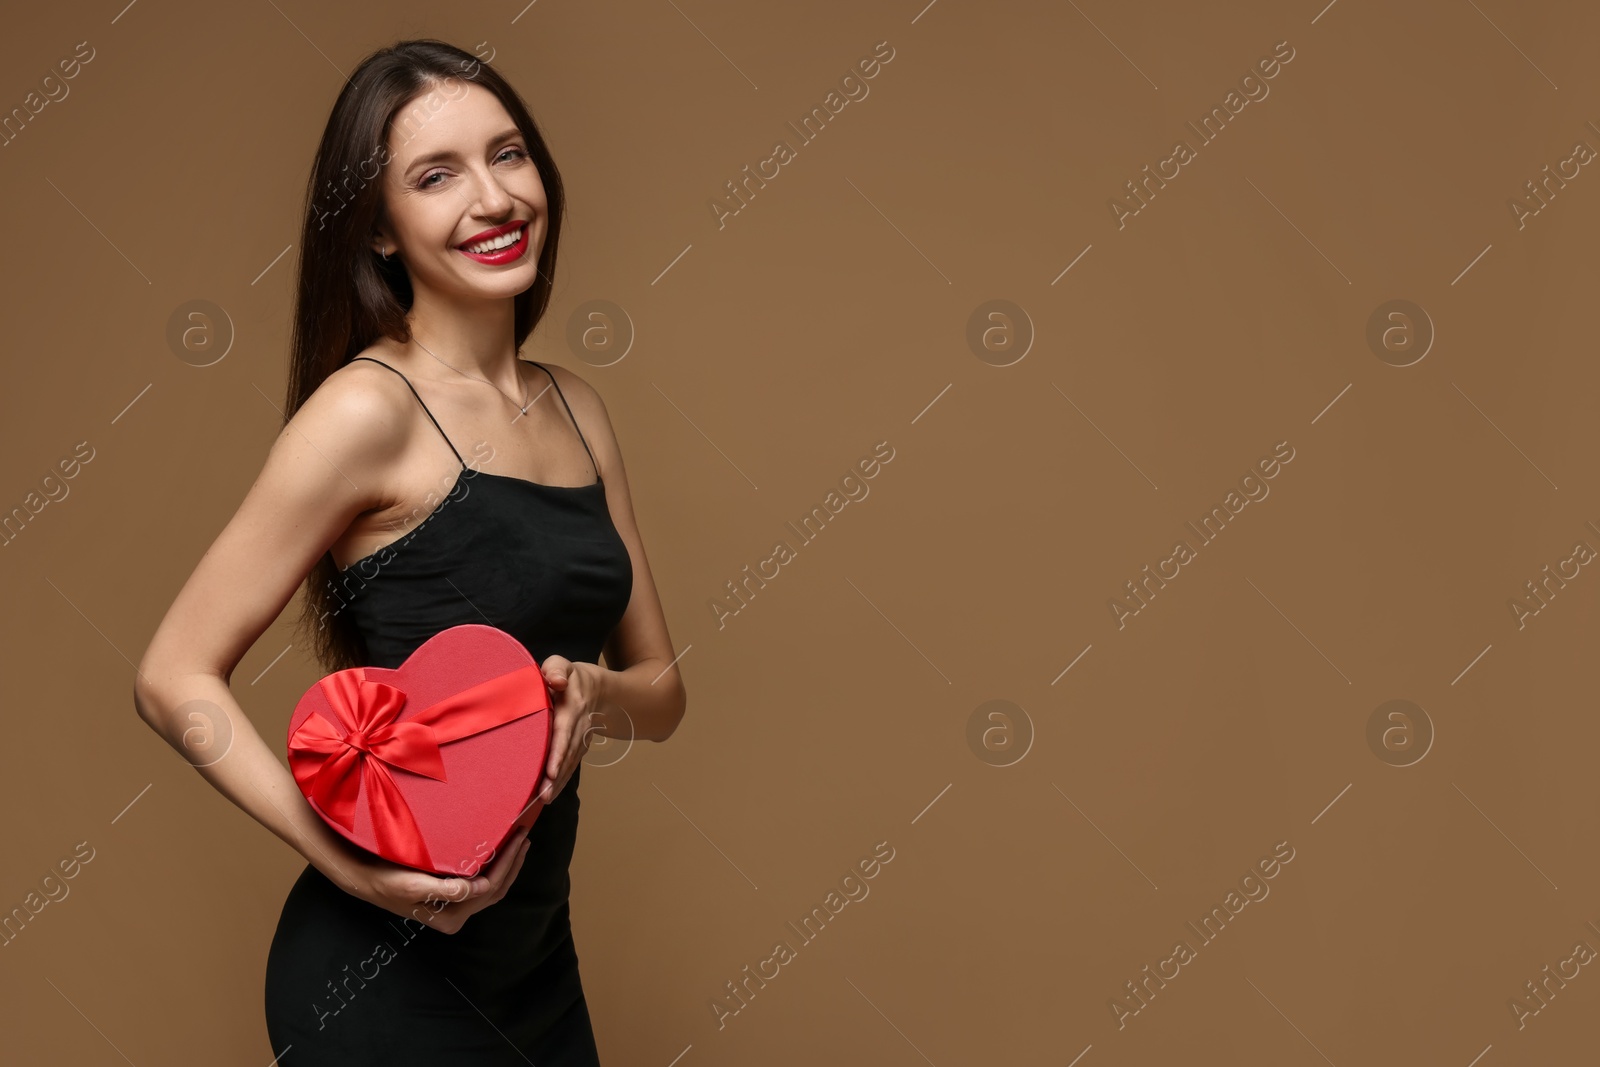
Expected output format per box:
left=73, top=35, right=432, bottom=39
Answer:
left=288, top=663, right=546, bottom=870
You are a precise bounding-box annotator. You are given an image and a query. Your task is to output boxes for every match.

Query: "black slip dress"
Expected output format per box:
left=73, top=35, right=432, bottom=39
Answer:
left=263, top=356, right=632, bottom=1065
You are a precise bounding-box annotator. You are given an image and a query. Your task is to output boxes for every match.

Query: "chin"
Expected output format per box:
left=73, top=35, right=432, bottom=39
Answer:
left=478, top=274, right=540, bottom=300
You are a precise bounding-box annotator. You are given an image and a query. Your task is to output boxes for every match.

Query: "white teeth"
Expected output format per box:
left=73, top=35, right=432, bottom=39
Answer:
left=463, top=224, right=524, bottom=254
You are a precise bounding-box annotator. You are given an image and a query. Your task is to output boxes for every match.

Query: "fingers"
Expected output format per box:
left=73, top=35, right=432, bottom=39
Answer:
left=544, top=717, right=594, bottom=803
left=485, top=839, right=532, bottom=906
left=423, top=876, right=468, bottom=902
left=484, top=827, right=532, bottom=885
left=542, top=656, right=570, bottom=690
left=547, top=739, right=565, bottom=782
left=402, top=861, right=496, bottom=907
left=544, top=721, right=594, bottom=802
left=542, top=758, right=570, bottom=803
left=427, top=836, right=532, bottom=933
left=555, top=724, right=594, bottom=800
left=544, top=738, right=568, bottom=801
left=542, top=662, right=593, bottom=801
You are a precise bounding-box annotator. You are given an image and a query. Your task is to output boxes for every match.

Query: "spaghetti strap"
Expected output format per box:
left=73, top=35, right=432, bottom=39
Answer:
left=347, top=355, right=469, bottom=470
left=528, top=360, right=602, bottom=484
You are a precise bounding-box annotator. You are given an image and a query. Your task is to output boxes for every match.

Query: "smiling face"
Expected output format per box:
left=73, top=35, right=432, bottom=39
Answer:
left=372, top=79, right=548, bottom=301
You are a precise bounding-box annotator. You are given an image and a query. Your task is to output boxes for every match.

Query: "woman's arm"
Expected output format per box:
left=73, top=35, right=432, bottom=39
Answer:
left=131, top=366, right=496, bottom=914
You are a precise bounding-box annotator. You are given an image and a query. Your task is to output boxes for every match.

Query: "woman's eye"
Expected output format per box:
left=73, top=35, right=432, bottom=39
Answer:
left=419, top=148, right=522, bottom=189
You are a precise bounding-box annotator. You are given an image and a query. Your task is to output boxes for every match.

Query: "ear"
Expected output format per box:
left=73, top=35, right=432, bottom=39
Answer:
left=370, top=227, right=394, bottom=257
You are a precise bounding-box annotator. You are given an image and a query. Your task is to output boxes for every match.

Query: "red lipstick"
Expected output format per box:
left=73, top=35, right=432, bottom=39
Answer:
left=456, top=220, right=531, bottom=265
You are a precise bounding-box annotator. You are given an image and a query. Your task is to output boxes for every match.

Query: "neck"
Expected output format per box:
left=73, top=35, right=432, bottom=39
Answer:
left=402, top=287, right=520, bottom=388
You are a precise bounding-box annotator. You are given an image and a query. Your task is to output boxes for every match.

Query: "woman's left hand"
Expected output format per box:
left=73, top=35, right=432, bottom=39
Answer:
left=538, top=656, right=600, bottom=804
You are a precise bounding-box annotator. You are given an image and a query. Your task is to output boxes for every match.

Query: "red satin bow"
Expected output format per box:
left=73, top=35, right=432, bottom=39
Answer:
left=288, top=663, right=546, bottom=870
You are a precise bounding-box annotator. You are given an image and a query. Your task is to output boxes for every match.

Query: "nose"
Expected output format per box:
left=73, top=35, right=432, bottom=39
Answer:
left=462, top=161, right=514, bottom=218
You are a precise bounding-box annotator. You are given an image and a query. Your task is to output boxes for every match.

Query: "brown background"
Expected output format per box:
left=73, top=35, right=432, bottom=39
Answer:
left=3, top=0, right=1598, bottom=1063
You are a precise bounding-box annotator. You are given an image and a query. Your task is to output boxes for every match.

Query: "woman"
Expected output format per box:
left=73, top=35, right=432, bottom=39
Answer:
left=132, top=39, right=685, bottom=1064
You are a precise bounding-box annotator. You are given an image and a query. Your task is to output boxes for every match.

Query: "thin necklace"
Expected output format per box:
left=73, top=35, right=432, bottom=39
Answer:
left=410, top=335, right=534, bottom=416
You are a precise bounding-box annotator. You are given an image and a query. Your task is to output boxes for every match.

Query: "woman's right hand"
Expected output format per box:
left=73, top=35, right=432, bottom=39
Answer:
left=327, top=827, right=532, bottom=935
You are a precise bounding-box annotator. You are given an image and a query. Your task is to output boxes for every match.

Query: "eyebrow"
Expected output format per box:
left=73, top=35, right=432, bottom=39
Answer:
left=402, top=128, right=524, bottom=177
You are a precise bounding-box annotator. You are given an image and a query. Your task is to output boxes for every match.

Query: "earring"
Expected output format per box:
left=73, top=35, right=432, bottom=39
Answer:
left=381, top=246, right=391, bottom=260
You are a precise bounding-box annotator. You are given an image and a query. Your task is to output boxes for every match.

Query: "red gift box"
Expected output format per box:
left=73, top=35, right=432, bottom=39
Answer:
left=286, top=624, right=552, bottom=876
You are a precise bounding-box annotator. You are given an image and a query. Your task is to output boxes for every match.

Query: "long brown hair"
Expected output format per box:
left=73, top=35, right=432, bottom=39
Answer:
left=284, top=39, right=566, bottom=671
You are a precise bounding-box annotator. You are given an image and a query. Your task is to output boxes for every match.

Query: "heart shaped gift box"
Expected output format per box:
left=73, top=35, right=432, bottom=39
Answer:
left=287, top=623, right=552, bottom=876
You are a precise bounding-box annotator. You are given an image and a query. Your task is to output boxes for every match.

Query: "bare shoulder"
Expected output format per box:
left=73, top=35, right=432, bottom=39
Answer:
left=273, top=354, right=424, bottom=512
left=537, top=359, right=606, bottom=411
left=293, top=357, right=413, bottom=457
left=536, top=359, right=618, bottom=449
